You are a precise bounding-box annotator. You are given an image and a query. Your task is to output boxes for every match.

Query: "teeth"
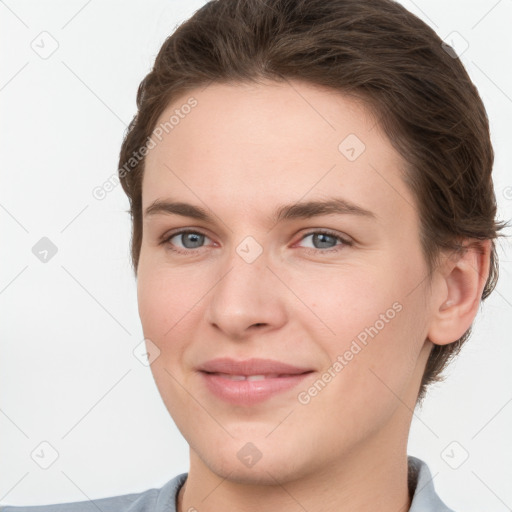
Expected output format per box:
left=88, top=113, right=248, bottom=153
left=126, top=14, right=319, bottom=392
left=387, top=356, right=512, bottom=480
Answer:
left=216, top=373, right=280, bottom=380
left=246, top=375, right=266, bottom=381
left=226, top=375, right=246, bottom=381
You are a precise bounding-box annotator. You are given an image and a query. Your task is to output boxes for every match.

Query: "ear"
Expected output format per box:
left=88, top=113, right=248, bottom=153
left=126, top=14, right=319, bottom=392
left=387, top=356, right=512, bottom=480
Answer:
left=427, top=239, right=492, bottom=346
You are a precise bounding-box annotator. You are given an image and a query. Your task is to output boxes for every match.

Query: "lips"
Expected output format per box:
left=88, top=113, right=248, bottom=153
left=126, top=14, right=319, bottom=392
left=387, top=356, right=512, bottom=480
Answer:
left=198, top=357, right=312, bottom=376
left=197, top=358, right=314, bottom=406
left=213, top=373, right=282, bottom=380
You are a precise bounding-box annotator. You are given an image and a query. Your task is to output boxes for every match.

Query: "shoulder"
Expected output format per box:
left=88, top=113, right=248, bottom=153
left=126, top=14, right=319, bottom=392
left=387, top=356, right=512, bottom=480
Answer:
left=0, top=473, right=188, bottom=512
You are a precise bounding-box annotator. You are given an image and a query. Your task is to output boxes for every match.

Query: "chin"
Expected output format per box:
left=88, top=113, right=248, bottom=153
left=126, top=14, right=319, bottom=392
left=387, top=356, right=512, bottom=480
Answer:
left=192, top=435, right=313, bottom=486
left=204, top=454, right=304, bottom=486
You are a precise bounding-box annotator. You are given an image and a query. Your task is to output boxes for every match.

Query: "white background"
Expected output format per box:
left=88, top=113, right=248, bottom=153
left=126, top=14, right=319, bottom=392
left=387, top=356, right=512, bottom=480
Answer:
left=1, top=0, right=511, bottom=509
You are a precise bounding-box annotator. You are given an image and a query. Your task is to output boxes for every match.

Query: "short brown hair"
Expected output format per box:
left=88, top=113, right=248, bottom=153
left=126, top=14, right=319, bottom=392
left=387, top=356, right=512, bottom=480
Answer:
left=118, top=0, right=506, bottom=402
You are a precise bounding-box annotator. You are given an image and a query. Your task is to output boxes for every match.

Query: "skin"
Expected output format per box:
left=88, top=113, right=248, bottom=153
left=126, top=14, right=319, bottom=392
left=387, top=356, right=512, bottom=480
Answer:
left=136, top=80, right=490, bottom=512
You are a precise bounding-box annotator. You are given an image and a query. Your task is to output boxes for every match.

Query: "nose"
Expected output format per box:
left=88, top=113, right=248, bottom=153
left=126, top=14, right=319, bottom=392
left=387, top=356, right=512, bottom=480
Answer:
left=204, top=246, right=288, bottom=340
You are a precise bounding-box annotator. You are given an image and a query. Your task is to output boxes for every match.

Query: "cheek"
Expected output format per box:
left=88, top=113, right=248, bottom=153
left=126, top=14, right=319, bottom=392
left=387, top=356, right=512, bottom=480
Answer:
left=137, top=258, right=205, bottom=325
left=136, top=266, right=199, bottom=358
left=294, top=252, right=428, bottom=395
left=136, top=268, right=202, bottom=421
left=291, top=262, right=402, bottom=345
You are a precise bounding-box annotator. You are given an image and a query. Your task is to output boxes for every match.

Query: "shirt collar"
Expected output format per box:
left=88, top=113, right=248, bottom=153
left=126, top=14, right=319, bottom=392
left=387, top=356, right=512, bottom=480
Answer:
left=408, top=455, right=455, bottom=511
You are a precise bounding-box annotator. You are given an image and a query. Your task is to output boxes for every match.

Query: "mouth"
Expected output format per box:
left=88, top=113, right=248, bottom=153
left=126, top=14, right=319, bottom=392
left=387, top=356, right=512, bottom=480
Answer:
left=199, top=368, right=315, bottom=406
left=198, top=357, right=313, bottom=376
left=203, top=371, right=312, bottom=380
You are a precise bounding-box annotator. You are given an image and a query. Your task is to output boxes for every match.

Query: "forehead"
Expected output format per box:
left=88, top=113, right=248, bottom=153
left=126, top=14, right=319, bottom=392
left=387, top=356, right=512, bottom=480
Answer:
left=142, top=80, right=415, bottom=227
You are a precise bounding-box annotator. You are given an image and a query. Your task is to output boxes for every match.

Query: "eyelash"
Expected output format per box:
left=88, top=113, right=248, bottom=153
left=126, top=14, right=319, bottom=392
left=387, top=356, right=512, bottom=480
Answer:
left=160, top=229, right=352, bottom=255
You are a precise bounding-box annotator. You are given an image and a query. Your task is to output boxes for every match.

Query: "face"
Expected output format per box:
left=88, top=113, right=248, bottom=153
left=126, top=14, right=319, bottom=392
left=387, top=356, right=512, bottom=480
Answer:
left=137, top=80, right=434, bottom=484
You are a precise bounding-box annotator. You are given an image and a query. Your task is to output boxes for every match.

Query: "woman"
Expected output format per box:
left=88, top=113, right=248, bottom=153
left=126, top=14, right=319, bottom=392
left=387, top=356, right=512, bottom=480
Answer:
left=3, top=0, right=505, bottom=510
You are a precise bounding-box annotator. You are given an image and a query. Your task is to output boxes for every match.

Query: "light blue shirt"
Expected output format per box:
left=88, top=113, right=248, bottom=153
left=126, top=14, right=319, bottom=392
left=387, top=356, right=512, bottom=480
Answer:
left=1, top=456, right=455, bottom=511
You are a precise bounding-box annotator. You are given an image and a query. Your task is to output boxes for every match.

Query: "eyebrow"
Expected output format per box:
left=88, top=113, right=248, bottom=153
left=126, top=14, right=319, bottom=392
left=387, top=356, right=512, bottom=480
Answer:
left=144, top=197, right=376, bottom=225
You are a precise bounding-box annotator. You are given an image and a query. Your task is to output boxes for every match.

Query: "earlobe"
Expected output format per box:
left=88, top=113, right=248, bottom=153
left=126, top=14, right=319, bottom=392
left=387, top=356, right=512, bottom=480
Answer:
left=427, top=239, right=491, bottom=346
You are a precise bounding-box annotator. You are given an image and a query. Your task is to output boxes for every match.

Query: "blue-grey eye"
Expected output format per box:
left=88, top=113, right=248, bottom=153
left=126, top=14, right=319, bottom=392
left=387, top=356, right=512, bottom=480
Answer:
left=300, top=232, right=340, bottom=249
left=172, top=231, right=206, bottom=249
